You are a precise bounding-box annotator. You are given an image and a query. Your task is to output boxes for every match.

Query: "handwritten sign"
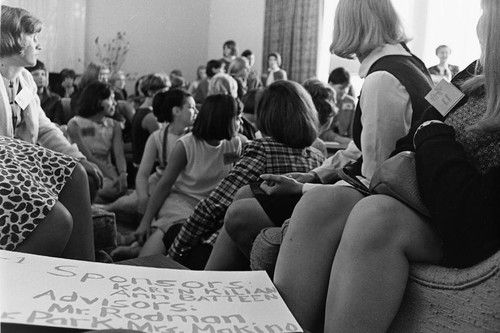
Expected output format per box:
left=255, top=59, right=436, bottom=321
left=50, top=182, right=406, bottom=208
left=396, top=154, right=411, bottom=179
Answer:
left=0, top=250, right=302, bottom=332
left=425, top=79, right=465, bottom=117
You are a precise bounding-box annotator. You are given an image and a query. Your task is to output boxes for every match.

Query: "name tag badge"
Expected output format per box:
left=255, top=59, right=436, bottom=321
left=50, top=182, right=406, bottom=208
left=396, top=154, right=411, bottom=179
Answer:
left=81, top=127, right=96, bottom=136
left=14, top=87, right=35, bottom=110
left=425, top=79, right=465, bottom=117
left=223, top=152, right=239, bottom=165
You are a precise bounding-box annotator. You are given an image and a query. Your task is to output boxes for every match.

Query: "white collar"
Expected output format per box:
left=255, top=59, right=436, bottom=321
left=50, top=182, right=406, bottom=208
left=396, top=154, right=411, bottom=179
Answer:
left=359, top=44, right=411, bottom=78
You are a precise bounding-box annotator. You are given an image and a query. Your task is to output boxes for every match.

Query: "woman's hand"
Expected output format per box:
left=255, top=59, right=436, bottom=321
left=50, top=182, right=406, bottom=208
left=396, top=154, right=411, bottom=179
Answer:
left=80, top=160, right=103, bottom=189
left=285, top=172, right=316, bottom=183
left=259, top=174, right=304, bottom=195
left=134, top=220, right=151, bottom=245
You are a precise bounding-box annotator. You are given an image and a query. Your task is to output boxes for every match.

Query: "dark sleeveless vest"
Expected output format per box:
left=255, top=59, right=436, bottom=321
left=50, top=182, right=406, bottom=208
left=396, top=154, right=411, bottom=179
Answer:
left=352, top=49, right=434, bottom=152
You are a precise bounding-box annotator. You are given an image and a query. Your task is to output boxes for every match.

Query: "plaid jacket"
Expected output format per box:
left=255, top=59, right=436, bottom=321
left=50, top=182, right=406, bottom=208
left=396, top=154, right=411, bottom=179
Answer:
left=168, top=137, right=324, bottom=260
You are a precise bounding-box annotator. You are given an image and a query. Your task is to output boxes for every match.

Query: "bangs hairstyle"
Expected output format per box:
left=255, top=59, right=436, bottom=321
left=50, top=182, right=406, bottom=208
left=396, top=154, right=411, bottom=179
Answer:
left=1, top=5, right=42, bottom=57
left=330, top=0, right=408, bottom=59
left=462, top=0, right=500, bottom=132
left=140, top=73, right=170, bottom=96
left=77, top=81, right=113, bottom=118
left=257, top=81, right=318, bottom=149
left=60, top=68, right=76, bottom=80
left=153, top=89, right=191, bottom=123
left=303, top=78, right=336, bottom=126
left=192, top=94, right=239, bottom=141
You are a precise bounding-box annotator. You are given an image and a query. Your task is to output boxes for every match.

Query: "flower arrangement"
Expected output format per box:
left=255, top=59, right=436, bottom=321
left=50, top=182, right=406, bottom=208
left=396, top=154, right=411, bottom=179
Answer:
left=94, top=31, right=130, bottom=72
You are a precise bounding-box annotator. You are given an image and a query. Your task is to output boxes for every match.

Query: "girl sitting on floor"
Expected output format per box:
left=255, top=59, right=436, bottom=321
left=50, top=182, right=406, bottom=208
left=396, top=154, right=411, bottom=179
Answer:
left=67, top=81, right=127, bottom=203
left=105, top=90, right=195, bottom=259
left=134, top=94, right=244, bottom=257
left=167, top=80, right=325, bottom=269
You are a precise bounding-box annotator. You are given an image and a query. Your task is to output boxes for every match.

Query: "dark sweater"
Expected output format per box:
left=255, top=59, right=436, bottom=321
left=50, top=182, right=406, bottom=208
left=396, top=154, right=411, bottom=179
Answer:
left=414, top=122, right=500, bottom=268
left=401, top=61, right=500, bottom=268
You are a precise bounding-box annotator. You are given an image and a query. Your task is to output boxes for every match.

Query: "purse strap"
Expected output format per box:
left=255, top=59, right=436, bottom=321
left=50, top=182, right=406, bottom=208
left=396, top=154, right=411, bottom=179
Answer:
left=161, top=124, right=170, bottom=167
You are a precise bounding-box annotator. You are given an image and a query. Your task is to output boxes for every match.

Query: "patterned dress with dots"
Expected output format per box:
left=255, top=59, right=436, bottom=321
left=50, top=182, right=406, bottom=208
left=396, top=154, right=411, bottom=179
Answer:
left=0, top=136, right=77, bottom=250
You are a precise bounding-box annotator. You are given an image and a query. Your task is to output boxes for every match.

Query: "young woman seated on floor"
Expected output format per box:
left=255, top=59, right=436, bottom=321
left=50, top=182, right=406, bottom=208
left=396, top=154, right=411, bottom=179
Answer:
left=166, top=80, right=325, bottom=269
left=134, top=94, right=244, bottom=258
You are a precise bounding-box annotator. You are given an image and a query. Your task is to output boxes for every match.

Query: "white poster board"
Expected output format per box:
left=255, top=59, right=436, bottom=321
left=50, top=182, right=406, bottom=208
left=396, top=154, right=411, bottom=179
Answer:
left=0, top=250, right=302, bottom=332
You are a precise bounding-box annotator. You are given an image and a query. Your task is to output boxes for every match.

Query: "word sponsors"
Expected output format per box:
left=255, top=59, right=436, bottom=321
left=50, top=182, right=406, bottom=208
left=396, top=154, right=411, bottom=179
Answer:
left=0, top=250, right=301, bottom=332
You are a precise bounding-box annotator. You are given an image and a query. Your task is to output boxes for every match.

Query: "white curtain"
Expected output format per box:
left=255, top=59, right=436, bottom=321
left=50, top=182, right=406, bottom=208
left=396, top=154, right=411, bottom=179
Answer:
left=3, top=0, right=86, bottom=73
left=320, top=0, right=482, bottom=81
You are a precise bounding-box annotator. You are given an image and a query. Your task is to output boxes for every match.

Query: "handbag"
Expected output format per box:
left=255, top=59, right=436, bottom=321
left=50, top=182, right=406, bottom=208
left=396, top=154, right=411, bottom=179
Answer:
left=338, top=161, right=371, bottom=196
left=369, top=151, right=430, bottom=217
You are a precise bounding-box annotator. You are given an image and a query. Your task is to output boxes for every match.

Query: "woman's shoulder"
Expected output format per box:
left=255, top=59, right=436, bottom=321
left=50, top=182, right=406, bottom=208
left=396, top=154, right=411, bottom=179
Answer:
left=224, top=135, right=243, bottom=150
left=341, top=94, right=357, bottom=104
left=106, top=117, right=119, bottom=127
left=178, top=132, right=195, bottom=144
left=68, top=115, right=87, bottom=125
left=362, top=70, right=402, bottom=91
left=245, top=137, right=276, bottom=148
left=311, top=138, right=327, bottom=158
left=247, top=137, right=319, bottom=156
left=133, top=107, right=152, bottom=121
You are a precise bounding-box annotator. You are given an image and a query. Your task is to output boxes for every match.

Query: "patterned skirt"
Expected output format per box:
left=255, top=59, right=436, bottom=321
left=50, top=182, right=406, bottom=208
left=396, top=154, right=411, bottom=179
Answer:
left=0, top=136, right=77, bottom=250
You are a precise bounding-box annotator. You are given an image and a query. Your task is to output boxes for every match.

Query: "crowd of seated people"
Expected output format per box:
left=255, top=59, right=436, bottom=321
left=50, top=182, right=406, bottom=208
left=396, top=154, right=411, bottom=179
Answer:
left=1, top=1, right=499, bottom=332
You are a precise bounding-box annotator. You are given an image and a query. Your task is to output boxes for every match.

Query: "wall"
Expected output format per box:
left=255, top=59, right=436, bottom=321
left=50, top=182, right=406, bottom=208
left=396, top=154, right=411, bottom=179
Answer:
left=4, top=0, right=266, bottom=92
left=207, top=0, right=266, bottom=75
left=84, top=0, right=265, bottom=93
left=85, top=0, right=211, bottom=90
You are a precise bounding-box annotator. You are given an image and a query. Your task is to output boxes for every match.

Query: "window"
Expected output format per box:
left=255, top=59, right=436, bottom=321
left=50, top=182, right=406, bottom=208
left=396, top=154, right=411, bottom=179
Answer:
left=319, top=0, right=482, bottom=87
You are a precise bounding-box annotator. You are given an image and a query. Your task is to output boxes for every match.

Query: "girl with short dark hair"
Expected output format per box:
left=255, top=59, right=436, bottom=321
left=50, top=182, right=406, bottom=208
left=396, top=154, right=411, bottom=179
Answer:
left=67, top=81, right=127, bottom=203
left=167, top=80, right=325, bottom=269
left=134, top=94, right=244, bottom=257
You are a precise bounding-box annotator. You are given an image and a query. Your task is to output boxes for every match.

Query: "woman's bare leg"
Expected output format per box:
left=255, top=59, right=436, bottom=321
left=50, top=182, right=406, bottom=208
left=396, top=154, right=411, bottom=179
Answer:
left=205, top=227, right=250, bottom=270
left=274, top=185, right=364, bottom=333
left=206, top=199, right=274, bottom=270
left=139, top=229, right=166, bottom=257
left=206, top=185, right=275, bottom=270
left=59, top=163, right=95, bottom=261
left=16, top=202, right=73, bottom=257
left=326, top=195, right=442, bottom=333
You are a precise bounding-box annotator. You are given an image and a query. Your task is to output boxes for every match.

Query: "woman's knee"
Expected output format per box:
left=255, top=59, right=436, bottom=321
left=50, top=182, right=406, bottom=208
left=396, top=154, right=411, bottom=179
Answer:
left=294, top=185, right=364, bottom=226
left=70, top=162, right=89, bottom=188
left=47, top=202, right=74, bottom=238
left=224, top=200, right=252, bottom=236
left=344, top=195, right=413, bottom=249
left=232, top=185, right=254, bottom=201
left=344, top=195, right=441, bottom=262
